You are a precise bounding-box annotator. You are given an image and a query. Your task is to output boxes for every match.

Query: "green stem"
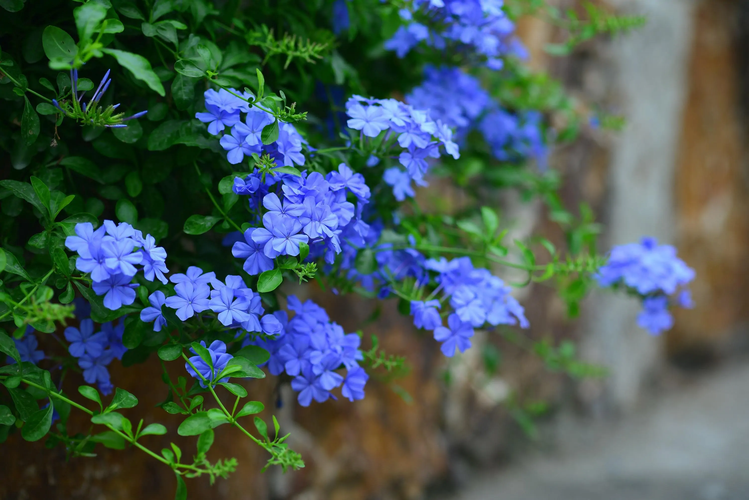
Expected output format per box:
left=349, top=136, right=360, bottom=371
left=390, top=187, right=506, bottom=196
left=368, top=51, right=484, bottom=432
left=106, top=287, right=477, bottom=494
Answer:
left=0, top=269, right=55, bottom=321
left=193, top=162, right=243, bottom=232
left=1, top=70, right=53, bottom=103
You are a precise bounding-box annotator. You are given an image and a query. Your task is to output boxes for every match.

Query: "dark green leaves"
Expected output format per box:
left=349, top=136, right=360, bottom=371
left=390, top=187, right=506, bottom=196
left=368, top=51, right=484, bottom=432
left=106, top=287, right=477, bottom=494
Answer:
left=0, top=331, right=21, bottom=363
left=78, top=385, right=102, bottom=408
left=197, top=429, right=214, bottom=455
left=102, top=48, right=166, bottom=97
left=354, top=248, right=376, bottom=275
left=21, top=97, right=40, bottom=147
left=42, top=26, right=77, bottom=64
left=0, top=405, right=16, bottom=426
left=9, top=387, right=38, bottom=421
left=158, top=344, right=183, bottom=361
left=21, top=403, right=54, bottom=441
left=217, top=382, right=247, bottom=398
left=236, top=401, right=264, bottom=418
left=233, top=345, right=270, bottom=365
left=257, top=268, right=282, bottom=293
left=139, top=423, right=167, bottom=436
left=177, top=411, right=227, bottom=436
left=175, top=474, right=187, bottom=500
left=261, top=120, right=279, bottom=145
left=115, top=199, right=138, bottom=224
left=60, top=157, right=104, bottom=183
left=171, top=74, right=196, bottom=110
left=110, top=388, right=138, bottom=410
left=183, top=215, right=221, bottom=235
left=74, top=1, right=108, bottom=43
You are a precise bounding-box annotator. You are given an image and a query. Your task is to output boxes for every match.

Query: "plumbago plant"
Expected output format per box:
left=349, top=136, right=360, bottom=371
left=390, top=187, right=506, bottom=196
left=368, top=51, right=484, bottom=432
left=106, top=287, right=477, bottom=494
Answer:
left=0, top=0, right=694, bottom=497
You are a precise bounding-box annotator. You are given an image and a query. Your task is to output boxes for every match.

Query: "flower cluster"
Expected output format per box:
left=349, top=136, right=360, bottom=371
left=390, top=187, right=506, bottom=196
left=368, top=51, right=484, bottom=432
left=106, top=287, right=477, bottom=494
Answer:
left=232, top=163, right=371, bottom=270
left=385, top=0, right=525, bottom=69
left=246, top=296, right=368, bottom=406
left=64, top=309, right=127, bottom=395
left=66, top=221, right=168, bottom=311
left=345, top=95, right=459, bottom=201
left=596, top=237, right=696, bottom=334
left=196, top=89, right=305, bottom=167
left=185, top=340, right=234, bottom=388
left=407, top=66, right=547, bottom=165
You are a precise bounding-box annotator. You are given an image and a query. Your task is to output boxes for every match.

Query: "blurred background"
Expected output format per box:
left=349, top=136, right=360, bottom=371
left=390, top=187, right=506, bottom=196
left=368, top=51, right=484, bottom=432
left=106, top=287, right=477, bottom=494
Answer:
left=7, top=0, right=749, bottom=498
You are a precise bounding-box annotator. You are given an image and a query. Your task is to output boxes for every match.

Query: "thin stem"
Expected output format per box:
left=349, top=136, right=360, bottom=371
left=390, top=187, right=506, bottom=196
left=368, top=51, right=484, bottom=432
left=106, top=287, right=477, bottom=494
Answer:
left=1, top=70, right=53, bottom=103
left=0, top=269, right=55, bottom=321
left=193, top=162, right=243, bottom=232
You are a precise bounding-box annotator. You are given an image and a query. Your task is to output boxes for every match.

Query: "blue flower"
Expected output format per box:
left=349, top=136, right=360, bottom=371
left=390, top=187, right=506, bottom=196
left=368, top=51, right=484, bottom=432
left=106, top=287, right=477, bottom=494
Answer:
left=102, top=238, right=142, bottom=277
left=204, top=88, right=248, bottom=113
left=433, top=313, right=474, bottom=357
left=346, top=104, right=391, bottom=137
left=137, top=234, right=168, bottom=284
left=291, top=366, right=332, bottom=407
left=637, top=296, right=673, bottom=335
left=232, top=228, right=276, bottom=275
left=209, top=286, right=251, bottom=326
left=278, top=335, right=311, bottom=376
left=410, top=300, right=441, bottom=330
left=65, top=319, right=108, bottom=358
left=101, top=320, right=127, bottom=360
left=92, top=273, right=138, bottom=311
left=327, top=163, right=371, bottom=202
left=263, top=193, right=304, bottom=219
left=450, top=286, right=487, bottom=327
left=383, top=168, right=415, bottom=201
left=243, top=108, right=275, bottom=146
left=276, top=123, right=306, bottom=166
left=312, top=352, right=344, bottom=391
left=196, top=103, right=240, bottom=135
left=341, top=367, right=368, bottom=402
left=185, top=340, right=233, bottom=388
left=79, top=351, right=115, bottom=391
left=165, top=282, right=211, bottom=321
left=140, top=291, right=167, bottom=332
left=254, top=214, right=309, bottom=257
left=170, top=266, right=218, bottom=288
left=10, top=332, right=44, bottom=365
left=103, top=220, right=136, bottom=241
left=220, top=124, right=261, bottom=164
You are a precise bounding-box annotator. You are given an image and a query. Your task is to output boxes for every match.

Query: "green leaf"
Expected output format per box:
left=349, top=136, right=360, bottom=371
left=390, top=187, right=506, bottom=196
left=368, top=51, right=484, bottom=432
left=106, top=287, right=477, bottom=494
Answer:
left=236, top=401, right=264, bottom=418
left=298, top=242, right=309, bottom=262
left=124, top=171, right=143, bottom=197
left=173, top=60, right=205, bottom=78
left=42, top=26, right=77, bottom=62
left=218, top=175, right=236, bottom=195
left=175, top=474, right=187, bottom=500
left=354, top=248, right=376, bottom=275
left=91, top=412, right=126, bottom=430
left=257, top=268, right=282, bottom=293
left=140, top=423, right=167, bottom=436
left=177, top=411, right=212, bottom=436
left=78, top=385, right=102, bottom=407
left=59, top=282, right=75, bottom=304
left=0, top=0, right=25, bottom=13
left=147, top=120, right=182, bottom=151
left=190, top=342, right=213, bottom=372
left=122, top=316, right=147, bottom=349
left=102, top=19, right=125, bottom=34
left=222, top=356, right=265, bottom=379
left=255, top=68, right=265, bottom=98
left=36, top=103, right=58, bottom=115
left=21, top=403, right=53, bottom=441
left=481, top=207, right=499, bottom=237
left=30, top=177, right=50, bottom=214
left=21, top=97, right=40, bottom=147
left=217, top=382, right=247, bottom=398
left=171, top=74, right=196, bottom=111
left=157, top=344, right=182, bottom=361
left=254, top=416, right=268, bottom=441
left=197, top=428, right=214, bottom=455
left=74, top=1, right=108, bottom=42
left=233, top=345, right=270, bottom=365
left=49, top=237, right=71, bottom=276
left=102, top=48, right=166, bottom=97
left=60, top=157, right=104, bottom=184
left=183, top=214, right=221, bottom=235
left=0, top=248, right=6, bottom=274
left=457, top=219, right=483, bottom=238
left=0, top=179, right=45, bottom=215
left=0, top=405, right=15, bottom=426
left=115, top=199, right=138, bottom=224
left=514, top=240, right=536, bottom=266
left=110, top=387, right=138, bottom=410
left=91, top=430, right=126, bottom=449
left=0, top=331, right=21, bottom=363
left=161, top=402, right=185, bottom=415
left=261, top=120, right=279, bottom=145
left=272, top=166, right=301, bottom=177
left=1, top=249, right=31, bottom=281
left=113, top=120, right=143, bottom=144
left=9, top=387, right=38, bottom=421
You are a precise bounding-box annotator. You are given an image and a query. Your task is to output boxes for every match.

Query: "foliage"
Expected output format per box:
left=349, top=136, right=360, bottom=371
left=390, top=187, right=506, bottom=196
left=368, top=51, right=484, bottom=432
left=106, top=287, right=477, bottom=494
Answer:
left=0, top=0, right=691, bottom=497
